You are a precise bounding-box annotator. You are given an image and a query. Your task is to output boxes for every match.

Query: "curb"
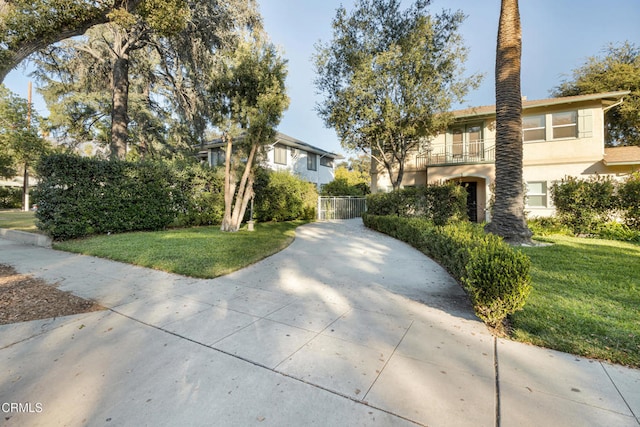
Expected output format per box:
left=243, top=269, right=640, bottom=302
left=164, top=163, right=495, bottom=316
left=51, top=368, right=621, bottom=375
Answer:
left=0, top=228, right=52, bottom=248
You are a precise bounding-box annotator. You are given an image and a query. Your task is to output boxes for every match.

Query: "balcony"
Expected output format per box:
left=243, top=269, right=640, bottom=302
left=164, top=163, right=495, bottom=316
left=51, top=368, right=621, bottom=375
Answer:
left=416, top=140, right=495, bottom=168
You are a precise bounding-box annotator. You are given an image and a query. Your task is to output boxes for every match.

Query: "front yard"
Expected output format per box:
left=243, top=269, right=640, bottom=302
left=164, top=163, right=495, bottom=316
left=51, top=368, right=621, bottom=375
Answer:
left=2, top=210, right=638, bottom=366
left=514, top=235, right=640, bottom=367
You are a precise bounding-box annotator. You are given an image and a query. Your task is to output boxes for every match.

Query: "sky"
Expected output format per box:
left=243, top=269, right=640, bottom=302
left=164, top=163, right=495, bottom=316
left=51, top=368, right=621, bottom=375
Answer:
left=4, top=0, right=640, bottom=159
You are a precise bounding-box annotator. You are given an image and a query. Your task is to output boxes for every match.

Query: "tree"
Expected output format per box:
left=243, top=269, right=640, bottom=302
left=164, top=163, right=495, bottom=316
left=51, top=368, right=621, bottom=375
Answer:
left=553, top=41, right=640, bottom=146
left=30, top=0, right=260, bottom=158
left=484, top=0, right=532, bottom=244
left=208, top=35, right=289, bottom=232
left=323, top=156, right=371, bottom=196
left=0, top=85, right=50, bottom=210
left=0, top=0, right=189, bottom=83
left=314, top=0, right=481, bottom=190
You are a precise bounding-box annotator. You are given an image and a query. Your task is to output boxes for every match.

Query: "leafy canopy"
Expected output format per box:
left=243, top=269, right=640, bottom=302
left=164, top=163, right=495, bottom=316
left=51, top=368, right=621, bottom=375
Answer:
left=0, top=85, right=50, bottom=178
left=314, top=0, right=481, bottom=189
left=553, top=41, right=640, bottom=146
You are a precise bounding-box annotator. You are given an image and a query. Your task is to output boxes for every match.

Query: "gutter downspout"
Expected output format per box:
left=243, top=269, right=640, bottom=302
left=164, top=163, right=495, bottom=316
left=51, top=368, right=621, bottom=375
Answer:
left=603, top=97, right=624, bottom=113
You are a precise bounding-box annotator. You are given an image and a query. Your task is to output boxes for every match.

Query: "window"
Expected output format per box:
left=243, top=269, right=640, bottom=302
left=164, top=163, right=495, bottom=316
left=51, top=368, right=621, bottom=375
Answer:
left=467, top=125, right=483, bottom=157
left=523, top=115, right=545, bottom=142
left=307, top=152, right=317, bottom=171
left=274, top=145, right=287, bottom=165
left=452, top=128, right=464, bottom=157
left=320, top=156, right=333, bottom=167
left=552, top=111, right=577, bottom=139
left=526, top=181, right=547, bottom=207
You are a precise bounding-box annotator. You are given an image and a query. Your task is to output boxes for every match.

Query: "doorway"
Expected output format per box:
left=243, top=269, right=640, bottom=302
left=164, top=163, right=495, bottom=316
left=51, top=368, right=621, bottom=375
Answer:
left=463, top=182, right=478, bottom=222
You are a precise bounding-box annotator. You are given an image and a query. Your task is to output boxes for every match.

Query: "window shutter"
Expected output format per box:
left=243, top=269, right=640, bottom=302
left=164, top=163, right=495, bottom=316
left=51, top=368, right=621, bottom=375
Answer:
left=578, top=109, right=593, bottom=139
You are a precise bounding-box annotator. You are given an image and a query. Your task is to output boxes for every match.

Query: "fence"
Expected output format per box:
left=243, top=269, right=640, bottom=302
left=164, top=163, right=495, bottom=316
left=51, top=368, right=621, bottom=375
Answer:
left=317, top=197, right=367, bottom=220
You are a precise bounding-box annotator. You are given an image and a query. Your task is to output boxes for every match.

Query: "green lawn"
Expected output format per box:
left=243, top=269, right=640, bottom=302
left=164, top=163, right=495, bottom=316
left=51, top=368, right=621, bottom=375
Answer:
left=513, top=235, right=640, bottom=367
left=0, top=210, right=39, bottom=232
left=54, top=221, right=303, bottom=278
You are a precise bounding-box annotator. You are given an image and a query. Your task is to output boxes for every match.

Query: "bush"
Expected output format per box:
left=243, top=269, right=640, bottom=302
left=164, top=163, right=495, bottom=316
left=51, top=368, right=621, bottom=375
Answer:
left=172, top=161, right=224, bottom=227
left=0, top=187, right=22, bottom=209
left=595, top=221, right=640, bottom=243
left=34, top=153, right=185, bottom=240
left=551, top=175, right=617, bottom=234
left=527, top=217, right=573, bottom=236
left=322, top=178, right=369, bottom=196
left=362, top=214, right=531, bottom=327
left=618, top=172, right=640, bottom=230
left=366, top=183, right=467, bottom=225
left=253, top=169, right=318, bottom=222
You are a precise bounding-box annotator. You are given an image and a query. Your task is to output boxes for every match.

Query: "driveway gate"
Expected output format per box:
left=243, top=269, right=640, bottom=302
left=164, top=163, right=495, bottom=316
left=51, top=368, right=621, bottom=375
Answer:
left=317, top=197, right=367, bottom=220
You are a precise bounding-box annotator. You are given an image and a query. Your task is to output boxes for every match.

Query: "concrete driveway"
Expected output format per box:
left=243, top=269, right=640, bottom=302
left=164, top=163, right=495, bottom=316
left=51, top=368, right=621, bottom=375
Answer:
left=1, top=219, right=638, bottom=426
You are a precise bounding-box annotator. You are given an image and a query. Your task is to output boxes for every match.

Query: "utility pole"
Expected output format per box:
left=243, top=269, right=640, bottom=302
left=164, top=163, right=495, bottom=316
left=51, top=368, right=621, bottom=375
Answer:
left=22, top=81, right=31, bottom=211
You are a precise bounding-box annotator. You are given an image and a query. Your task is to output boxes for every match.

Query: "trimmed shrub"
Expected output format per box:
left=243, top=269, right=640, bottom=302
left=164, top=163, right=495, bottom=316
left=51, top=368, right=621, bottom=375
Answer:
left=618, top=172, right=640, bottom=230
left=0, top=187, right=22, bottom=209
left=34, top=153, right=185, bottom=240
left=362, top=213, right=531, bottom=327
left=172, top=162, right=224, bottom=227
left=366, top=183, right=467, bottom=225
left=253, top=169, right=318, bottom=222
left=551, top=175, right=617, bottom=234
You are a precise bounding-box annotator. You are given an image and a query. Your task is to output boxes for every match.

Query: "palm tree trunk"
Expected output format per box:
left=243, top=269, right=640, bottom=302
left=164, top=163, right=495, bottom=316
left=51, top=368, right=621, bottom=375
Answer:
left=485, top=0, right=531, bottom=244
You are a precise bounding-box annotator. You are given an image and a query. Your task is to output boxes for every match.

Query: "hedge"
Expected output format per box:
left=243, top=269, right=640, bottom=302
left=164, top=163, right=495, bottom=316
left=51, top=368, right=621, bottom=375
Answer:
left=253, top=169, right=317, bottom=222
left=34, top=153, right=185, bottom=240
left=366, top=183, right=467, bottom=225
left=363, top=213, right=531, bottom=327
left=0, top=187, right=23, bottom=209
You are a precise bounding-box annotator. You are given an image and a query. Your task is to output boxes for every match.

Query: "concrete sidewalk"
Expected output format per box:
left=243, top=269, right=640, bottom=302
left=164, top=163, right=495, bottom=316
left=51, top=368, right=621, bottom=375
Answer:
left=1, top=219, right=638, bottom=426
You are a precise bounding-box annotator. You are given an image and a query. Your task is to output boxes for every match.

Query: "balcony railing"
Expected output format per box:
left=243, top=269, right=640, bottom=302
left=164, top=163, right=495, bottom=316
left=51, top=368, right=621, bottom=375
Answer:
left=416, top=140, right=495, bottom=168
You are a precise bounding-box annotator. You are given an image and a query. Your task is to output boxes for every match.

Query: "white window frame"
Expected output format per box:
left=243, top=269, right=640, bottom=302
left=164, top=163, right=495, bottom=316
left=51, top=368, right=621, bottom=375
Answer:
left=526, top=181, right=548, bottom=208
left=307, top=152, right=317, bottom=171
left=523, top=114, right=546, bottom=142
left=551, top=111, right=578, bottom=140
left=274, top=145, right=287, bottom=165
left=320, top=156, right=333, bottom=167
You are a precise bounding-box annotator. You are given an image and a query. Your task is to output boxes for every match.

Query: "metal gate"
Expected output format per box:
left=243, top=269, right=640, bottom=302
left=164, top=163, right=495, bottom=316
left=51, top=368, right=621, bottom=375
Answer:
left=317, top=197, right=367, bottom=220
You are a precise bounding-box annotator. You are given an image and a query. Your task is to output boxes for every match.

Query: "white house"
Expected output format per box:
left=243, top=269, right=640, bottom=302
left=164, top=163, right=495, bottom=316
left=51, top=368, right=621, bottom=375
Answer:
left=198, top=132, right=342, bottom=189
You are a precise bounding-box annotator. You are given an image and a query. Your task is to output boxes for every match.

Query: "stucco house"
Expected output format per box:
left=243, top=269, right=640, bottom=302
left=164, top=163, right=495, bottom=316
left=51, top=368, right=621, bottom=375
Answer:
left=371, top=90, right=640, bottom=222
left=198, top=132, right=342, bottom=189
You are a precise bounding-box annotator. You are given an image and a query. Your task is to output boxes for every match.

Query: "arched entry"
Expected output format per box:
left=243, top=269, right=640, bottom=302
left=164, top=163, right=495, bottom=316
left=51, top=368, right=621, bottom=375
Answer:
left=446, top=176, right=488, bottom=223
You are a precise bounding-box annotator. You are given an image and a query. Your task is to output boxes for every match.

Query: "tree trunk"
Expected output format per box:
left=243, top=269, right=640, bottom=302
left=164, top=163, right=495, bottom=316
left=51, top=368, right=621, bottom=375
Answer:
left=228, top=143, right=258, bottom=231
left=110, top=52, right=130, bottom=160
left=485, top=0, right=532, bottom=244
left=221, top=134, right=235, bottom=231
left=22, top=163, right=29, bottom=211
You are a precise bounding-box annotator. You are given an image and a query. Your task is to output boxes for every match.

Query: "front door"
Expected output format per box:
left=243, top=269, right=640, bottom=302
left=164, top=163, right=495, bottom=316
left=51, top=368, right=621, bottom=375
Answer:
left=464, top=182, right=478, bottom=222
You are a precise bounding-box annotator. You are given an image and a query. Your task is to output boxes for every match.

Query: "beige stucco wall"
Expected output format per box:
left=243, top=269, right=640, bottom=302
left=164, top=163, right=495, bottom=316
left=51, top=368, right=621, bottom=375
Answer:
left=371, top=97, right=639, bottom=220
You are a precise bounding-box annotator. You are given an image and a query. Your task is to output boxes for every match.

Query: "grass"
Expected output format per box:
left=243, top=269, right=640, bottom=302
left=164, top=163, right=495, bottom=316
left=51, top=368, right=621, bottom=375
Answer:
left=512, top=235, right=640, bottom=367
left=54, top=221, right=303, bottom=278
left=0, top=210, right=39, bottom=232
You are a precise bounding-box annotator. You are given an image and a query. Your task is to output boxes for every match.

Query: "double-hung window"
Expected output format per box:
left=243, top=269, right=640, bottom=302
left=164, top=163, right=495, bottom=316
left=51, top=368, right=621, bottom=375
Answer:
left=552, top=111, right=577, bottom=139
left=526, top=181, right=548, bottom=207
left=320, top=156, right=333, bottom=167
left=523, top=115, right=545, bottom=142
left=274, top=145, right=287, bottom=165
left=307, top=152, right=317, bottom=171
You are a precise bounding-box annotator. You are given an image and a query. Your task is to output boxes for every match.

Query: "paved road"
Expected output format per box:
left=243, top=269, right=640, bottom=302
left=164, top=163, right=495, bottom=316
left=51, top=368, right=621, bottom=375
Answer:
left=1, top=219, right=638, bottom=426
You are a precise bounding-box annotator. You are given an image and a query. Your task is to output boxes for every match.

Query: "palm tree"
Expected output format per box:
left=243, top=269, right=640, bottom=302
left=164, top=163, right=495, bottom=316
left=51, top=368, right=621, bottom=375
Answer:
left=485, top=0, right=532, bottom=244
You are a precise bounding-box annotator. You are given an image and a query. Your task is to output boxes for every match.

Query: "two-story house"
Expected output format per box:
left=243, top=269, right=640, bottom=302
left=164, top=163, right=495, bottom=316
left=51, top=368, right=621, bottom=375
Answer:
left=198, top=132, right=342, bottom=190
left=371, top=90, right=640, bottom=222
